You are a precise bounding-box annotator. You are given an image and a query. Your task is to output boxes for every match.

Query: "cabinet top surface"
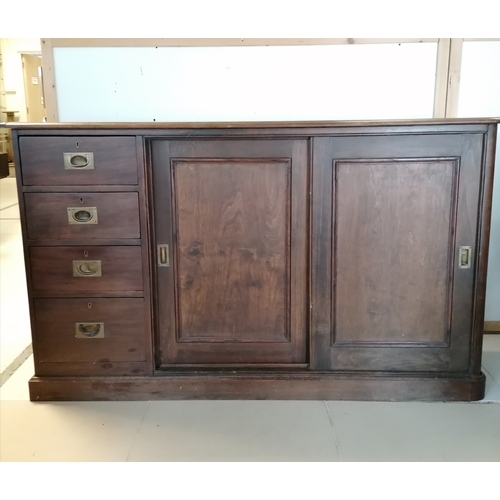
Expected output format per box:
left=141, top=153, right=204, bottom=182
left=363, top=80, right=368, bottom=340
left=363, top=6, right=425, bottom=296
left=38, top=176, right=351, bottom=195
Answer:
left=2, top=118, right=499, bottom=131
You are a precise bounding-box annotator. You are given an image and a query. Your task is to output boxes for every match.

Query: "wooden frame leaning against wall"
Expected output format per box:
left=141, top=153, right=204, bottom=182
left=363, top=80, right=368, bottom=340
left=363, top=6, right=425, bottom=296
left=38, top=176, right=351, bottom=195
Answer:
left=41, top=38, right=456, bottom=123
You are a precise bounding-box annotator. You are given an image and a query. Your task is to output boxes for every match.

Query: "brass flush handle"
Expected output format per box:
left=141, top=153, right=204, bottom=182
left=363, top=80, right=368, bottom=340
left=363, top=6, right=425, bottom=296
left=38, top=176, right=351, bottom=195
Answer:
left=63, top=152, right=94, bottom=170
left=459, top=246, right=472, bottom=269
left=67, top=207, right=98, bottom=225
left=73, top=260, right=102, bottom=277
left=75, top=322, right=104, bottom=338
left=74, top=210, right=92, bottom=222
left=158, top=244, right=170, bottom=267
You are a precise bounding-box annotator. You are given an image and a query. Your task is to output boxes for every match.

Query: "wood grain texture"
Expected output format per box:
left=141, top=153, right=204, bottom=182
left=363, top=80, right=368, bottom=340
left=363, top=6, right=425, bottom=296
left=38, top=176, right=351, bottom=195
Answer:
left=153, top=139, right=308, bottom=365
left=34, top=362, right=151, bottom=377
left=470, top=125, right=498, bottom=373
left=24, top=192, right=140, bottom=240
left=29, top=246, right=143, bottom=292
left=173, top=159, right=290, bottom=342
left=136, top=135, right=155, bottom=376
left=311, top=134, right=485, bottom=372
left=449, top=133, right=485, bottom=372
left=8, top=121, right=496, bottom=401
left=19, top=136, right=138, bottom=185
left=12, top=129, right=44, bottom=371
left=310, top=137, right=334, bottom=370
left=28, top=372, right=486, bottom=402
left=334, top=159, right=456, bottom=345
left=33, top=298, right=146, bottom=364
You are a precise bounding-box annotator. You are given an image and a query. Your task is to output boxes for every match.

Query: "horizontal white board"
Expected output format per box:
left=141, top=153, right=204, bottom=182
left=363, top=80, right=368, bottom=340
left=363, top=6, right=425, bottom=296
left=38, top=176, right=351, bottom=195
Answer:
left=53, top=44, right=437, bottom=122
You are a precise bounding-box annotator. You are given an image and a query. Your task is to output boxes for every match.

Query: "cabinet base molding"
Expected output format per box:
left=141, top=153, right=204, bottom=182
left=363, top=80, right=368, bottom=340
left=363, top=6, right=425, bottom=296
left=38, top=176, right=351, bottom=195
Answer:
left=28, top=372, right=486, bottom=402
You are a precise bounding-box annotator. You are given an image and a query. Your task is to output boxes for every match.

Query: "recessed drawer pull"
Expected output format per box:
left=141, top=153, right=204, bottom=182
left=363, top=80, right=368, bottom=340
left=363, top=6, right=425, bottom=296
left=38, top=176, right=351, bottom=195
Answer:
left=75, top=322, right=105, bottom=338
left=73, top=260, right=102, bottom=277
left=74, top=210, right=92, bottom=222
left=67, top=207, right=98, bottom=225
left=63, top=152, right=94, bottom=170
left=70, top=155, right=89, bottom=167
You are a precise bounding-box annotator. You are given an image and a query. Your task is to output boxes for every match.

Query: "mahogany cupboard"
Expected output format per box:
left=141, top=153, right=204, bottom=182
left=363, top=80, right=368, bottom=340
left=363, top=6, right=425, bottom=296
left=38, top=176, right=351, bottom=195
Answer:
left=4, top=119, right=497, bottom=401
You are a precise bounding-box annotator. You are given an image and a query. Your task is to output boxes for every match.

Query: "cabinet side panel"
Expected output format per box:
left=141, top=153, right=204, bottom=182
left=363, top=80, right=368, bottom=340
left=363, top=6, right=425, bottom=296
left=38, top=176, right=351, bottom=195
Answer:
left=334, top=160, right=456, bottom=345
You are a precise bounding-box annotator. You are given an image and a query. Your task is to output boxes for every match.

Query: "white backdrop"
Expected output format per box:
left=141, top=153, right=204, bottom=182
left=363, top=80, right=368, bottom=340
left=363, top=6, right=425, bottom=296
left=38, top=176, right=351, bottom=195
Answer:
left=53, top=43, right=438, bottom=122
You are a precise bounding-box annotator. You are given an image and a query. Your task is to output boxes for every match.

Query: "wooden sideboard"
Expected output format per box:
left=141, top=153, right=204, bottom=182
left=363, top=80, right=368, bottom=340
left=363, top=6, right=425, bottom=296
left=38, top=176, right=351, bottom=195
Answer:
left=4, top=119, right=498, bottom=401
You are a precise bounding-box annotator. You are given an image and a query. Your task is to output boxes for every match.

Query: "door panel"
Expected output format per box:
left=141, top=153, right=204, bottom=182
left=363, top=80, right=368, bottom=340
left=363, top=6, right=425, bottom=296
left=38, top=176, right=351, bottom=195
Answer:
left=152, top=140, right=307, bottom=365
left=334, top=159, right=456, bottom=346
left=173, top=159, right=290, bottom=343
left=311, top=134, right=484, bottom=371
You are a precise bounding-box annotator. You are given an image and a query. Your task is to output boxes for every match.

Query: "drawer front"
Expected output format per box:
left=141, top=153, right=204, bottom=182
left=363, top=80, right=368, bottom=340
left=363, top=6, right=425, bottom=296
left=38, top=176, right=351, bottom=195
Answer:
left=34, top=298, right=146, bottom=363
left=19, top=136, right=138, bottom=186
left=30, top=246, right=143, bottom=292
left=25, top=192, right=140, bottom=240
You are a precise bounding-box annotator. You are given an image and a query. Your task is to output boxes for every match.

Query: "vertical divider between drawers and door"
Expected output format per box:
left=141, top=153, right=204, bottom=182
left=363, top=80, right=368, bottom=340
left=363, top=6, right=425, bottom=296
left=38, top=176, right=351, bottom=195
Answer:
left=136, top=134, right=155, bottom=374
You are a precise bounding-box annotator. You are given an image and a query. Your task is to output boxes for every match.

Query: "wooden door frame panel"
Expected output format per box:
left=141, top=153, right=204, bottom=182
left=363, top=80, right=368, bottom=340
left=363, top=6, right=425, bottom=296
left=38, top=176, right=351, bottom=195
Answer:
left=310, top=132, right=488, bottom=372
left=151, top=138, right=309, bottom=366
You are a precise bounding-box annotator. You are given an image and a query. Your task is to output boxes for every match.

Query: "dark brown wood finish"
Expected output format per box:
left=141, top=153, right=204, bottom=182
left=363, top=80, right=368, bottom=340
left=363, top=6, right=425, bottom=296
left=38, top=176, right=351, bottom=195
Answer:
left=173, top=159, right=290, bottom=343
left=12, top=129, right=43, bottom=373
left=33, top=362, right=151, bottom=377
left=470, top=125, right=498, bottom=375
left=34, top=298, right=146, bottom=363
left=11, top=130, right=153, bottom=382
left=22, top=185, right=139, bottom=193
left=152, top=140, right=308, bottom=365
left=311, top=133, right=487, bottom=372
left=334, top=159, right=457, bottom=345
left=24, top=192, right=140, bottom=240
left=19, top=136, right=138, bottom=185
left=135, top=135, right=155, bottom=376
left=6, top=120, right=497, bottom=401
left=29, top=246, right=143, bottom=292
left=28, top=371, right=486, bottom=402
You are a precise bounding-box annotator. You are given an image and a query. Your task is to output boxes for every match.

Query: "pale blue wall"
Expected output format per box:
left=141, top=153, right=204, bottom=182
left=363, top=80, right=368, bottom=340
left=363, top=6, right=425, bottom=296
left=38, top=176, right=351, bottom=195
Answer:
left=52, top=44, right=438, bottom=122
left=458, top=40, right=500, bottom=321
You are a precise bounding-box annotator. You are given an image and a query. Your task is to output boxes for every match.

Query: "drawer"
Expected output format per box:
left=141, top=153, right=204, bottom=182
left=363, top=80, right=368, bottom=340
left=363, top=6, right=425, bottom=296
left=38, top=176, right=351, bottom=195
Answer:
left=25, top=192, right=140, bottom=240
left=34, top=298, right=146, bottom=363
left=19, top=136, right=138, bottom=186
left=30, top=246, right=143, bottom=292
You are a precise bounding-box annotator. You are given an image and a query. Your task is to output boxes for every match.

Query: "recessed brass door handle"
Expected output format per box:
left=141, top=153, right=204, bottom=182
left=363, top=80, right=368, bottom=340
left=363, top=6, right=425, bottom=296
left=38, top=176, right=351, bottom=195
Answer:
left=459, top=246, right=472, bottom=269
left=63, top=152, right=94, bottom=170
left=75, top=322, right=104, bottom=338
left=67, top=207, right=98, bottom=224
left=158, top=244, right=170, bottom=267
left=73, top=260, right=102, bottom=277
